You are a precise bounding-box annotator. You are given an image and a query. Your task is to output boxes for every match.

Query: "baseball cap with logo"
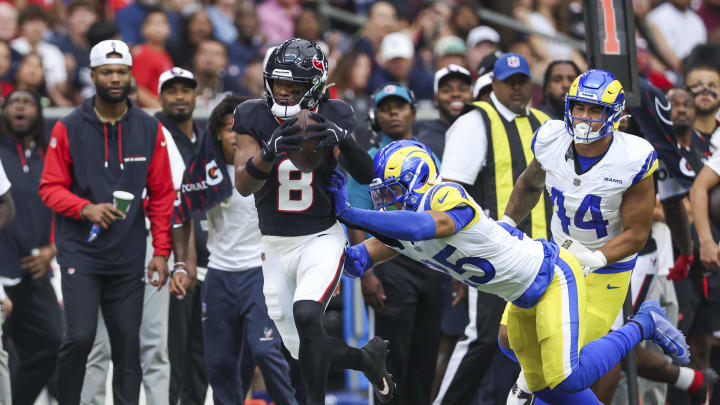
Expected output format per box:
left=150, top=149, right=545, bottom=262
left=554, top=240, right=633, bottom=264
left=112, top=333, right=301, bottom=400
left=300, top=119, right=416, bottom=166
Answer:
left=380, top=32, right=415, bottom=62
left=493, top=52, right=531, bottom=81
left=158, top=67, right=197, bottom=93
left=373, top=83, right=414, bottom=109
left=433, top=64, right=472, bottom=95
left=90, top=40, right=132, bottom=68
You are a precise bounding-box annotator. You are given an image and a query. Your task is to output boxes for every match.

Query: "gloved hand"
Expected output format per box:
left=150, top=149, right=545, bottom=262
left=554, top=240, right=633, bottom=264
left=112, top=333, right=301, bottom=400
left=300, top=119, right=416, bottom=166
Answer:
left=558, top=237, right=607, bottom=275
left=344, top=243, right=372, bottom=278
left=667, top=254, right=694, bottom=281
left=307, top=112, right=349, bottom=150
left=326, top=170, right=351, bottom=218
left=260, top=116, right=302, bottom=161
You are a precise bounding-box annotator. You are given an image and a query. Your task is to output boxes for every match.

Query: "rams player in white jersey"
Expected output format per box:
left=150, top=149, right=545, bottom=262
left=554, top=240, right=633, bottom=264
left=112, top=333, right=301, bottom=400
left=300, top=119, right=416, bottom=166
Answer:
left=500, top=69, right=659, bottom=402
left=325, top=139, right=686, bottom=404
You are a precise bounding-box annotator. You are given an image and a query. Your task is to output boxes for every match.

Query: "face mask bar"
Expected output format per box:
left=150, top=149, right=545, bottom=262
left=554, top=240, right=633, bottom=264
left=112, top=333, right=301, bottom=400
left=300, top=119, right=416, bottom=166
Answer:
left=369, top=178, right=407, bottom=211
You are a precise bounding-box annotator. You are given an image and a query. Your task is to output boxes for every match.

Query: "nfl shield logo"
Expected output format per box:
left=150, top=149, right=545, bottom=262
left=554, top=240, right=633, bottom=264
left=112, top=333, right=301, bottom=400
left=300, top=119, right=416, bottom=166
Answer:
left=573, top=178, right=581, bottom=186
left=507, top=56, right=520, bottom=68
left=383, top=84, right=397, bottom=94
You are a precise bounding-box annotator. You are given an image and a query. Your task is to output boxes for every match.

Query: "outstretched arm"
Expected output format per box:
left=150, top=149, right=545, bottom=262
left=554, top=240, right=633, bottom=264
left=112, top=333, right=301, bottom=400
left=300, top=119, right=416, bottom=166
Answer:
left=343, top=237, right=400, bottom=278
left=503, top=158, right=546, bottom=225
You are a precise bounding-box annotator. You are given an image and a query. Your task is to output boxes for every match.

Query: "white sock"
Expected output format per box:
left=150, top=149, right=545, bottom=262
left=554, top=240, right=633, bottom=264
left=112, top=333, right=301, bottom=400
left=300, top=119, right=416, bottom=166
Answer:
left=517, top=370, right=530, bottom=393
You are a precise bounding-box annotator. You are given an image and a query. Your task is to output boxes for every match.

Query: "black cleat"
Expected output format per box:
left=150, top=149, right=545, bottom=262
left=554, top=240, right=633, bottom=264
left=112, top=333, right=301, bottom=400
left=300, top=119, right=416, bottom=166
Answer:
left=362, top=337, right=396, bottom=403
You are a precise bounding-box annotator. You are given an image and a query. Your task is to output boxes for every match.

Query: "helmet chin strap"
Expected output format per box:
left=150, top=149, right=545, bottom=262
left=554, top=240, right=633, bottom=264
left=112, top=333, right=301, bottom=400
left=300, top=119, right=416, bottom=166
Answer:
left=573, top=122, right=603, bottom=144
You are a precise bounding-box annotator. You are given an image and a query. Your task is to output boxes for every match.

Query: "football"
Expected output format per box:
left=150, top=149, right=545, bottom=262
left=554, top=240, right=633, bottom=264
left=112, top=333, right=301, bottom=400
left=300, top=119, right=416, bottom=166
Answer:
left=709, top=185, right=720, bottom=230
left=287, top=109, right=325, bottom=173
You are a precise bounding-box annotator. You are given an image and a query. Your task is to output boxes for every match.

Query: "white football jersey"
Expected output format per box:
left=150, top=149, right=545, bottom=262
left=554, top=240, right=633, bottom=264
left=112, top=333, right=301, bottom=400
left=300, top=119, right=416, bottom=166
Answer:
left=532, top=120, right=658, bottom=266
left=392, top=182, right=550, bottom=303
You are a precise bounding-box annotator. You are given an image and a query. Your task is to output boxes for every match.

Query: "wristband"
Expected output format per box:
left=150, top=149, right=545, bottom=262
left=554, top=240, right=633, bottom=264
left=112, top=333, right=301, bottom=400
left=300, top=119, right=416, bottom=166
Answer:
left=500, top=215, right=517, bottom=227
left=173, top=262, right=187, bottom=269
left=246, top=157, right=269, bottom=180
left=172, top=268, right=188, bottom=277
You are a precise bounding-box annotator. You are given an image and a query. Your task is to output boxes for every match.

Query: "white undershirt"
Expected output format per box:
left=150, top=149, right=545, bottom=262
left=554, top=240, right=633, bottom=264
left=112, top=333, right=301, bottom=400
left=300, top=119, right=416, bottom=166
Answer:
left=0, top=159, right=10, bottom=196
left=440, top=92, right=527, bottom=185
left=206, top=164, right=263, bottom=271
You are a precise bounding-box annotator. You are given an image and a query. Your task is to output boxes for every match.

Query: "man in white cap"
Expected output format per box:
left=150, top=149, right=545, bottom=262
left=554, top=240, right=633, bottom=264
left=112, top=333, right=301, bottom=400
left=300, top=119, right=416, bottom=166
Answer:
left=466, top=26, right=500, bottom=79
left=417, top=64, right=473, bottom=157
left=368, top=31, right=434, bottom=100
left=40, top=39, right=178, bottom=405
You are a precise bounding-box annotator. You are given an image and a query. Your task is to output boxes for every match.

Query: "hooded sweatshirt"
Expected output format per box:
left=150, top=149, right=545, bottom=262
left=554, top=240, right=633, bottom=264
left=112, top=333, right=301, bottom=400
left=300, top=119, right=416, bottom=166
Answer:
left=39, top=97, right=174, bottom=273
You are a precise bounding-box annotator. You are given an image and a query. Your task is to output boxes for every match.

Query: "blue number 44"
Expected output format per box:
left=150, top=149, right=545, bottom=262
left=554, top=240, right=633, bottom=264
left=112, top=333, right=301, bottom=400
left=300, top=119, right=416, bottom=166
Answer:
left=550, top=187, right=609, bottom=238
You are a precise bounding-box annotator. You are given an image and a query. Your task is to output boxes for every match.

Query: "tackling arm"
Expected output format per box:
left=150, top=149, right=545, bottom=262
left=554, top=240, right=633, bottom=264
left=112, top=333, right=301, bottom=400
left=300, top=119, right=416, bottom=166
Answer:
left=503, top=158, right=546, bottom=225
left=597, top=175, right=655, bottom=263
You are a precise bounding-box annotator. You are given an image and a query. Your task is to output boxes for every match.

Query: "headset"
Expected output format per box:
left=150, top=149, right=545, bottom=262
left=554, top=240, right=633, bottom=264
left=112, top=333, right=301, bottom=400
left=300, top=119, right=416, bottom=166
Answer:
left=366, top=83, right=417, bottom=135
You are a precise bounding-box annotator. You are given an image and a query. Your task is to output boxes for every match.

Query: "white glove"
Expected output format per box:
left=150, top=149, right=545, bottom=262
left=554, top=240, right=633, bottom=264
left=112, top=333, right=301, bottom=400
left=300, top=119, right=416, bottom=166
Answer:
left=500, top=215, right=517, bottom=227
left=558, top=237, right=607, bottom=275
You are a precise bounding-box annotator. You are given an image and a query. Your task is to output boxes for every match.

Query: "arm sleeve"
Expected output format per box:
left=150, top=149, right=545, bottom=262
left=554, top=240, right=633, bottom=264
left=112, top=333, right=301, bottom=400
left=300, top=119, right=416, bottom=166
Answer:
left=338, top=137, right=374, bottom=184
left=342, top=207, right=437, bottom=241
left=39, top=121, right=91, bottom=219
left=0, top=159, right=10, bottom=195
left=445, top=205, right=476, bottom=232
left=146, top=123, right=176, bottom=257
left=440, top=111, right=487, bottom=184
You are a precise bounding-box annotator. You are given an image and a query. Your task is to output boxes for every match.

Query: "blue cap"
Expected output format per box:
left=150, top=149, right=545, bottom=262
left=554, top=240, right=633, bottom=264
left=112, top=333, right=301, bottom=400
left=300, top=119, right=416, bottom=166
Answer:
left=493, top=53, right=531, bottom=81
left=373, top=83, right=413, bottom=108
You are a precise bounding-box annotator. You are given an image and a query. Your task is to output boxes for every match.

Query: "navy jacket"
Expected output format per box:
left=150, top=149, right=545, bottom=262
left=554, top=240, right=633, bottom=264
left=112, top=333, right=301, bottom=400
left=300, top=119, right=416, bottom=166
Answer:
left=39, top=98, right=175, bottom=273
left=0, top=135, right=51, bottom=278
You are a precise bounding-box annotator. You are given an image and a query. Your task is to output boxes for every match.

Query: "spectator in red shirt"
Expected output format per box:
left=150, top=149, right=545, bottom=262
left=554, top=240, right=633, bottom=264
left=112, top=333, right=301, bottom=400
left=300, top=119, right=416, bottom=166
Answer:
left=131, top=7, right=173, bottom=108
left=0, top=41, right=14, bottom=102
left=698, top=0, right=720, bottom=41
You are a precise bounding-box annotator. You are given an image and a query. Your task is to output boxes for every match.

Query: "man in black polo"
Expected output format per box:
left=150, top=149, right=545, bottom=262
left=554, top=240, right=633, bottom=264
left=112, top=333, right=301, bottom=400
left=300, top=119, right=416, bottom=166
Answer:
left=156, top=67, right=210, bottom=405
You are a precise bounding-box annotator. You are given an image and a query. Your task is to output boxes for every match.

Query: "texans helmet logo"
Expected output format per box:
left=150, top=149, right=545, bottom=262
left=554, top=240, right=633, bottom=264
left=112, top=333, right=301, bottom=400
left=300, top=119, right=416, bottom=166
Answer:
left=312, top=55, right=326, bottom=75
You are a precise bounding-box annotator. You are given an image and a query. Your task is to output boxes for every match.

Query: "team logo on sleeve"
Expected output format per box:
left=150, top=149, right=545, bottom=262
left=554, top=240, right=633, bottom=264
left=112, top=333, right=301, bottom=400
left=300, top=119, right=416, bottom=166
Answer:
left=205, top=160, right=224, bottom=186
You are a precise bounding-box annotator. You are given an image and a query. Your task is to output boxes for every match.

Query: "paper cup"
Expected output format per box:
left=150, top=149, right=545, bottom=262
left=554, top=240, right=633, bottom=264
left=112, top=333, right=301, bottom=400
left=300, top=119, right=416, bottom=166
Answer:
left=113, top=191, right=134, bottom=215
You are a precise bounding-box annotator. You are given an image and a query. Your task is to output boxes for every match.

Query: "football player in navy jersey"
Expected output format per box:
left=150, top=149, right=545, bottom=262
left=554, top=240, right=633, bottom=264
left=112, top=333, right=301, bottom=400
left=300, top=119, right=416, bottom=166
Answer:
left=232, top=38, right=395, bottom=404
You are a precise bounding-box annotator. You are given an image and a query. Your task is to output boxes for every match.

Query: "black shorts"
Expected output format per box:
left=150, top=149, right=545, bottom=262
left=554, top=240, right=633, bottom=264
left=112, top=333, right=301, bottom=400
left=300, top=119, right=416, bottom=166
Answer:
left=675, top=271, right=720, bottom=334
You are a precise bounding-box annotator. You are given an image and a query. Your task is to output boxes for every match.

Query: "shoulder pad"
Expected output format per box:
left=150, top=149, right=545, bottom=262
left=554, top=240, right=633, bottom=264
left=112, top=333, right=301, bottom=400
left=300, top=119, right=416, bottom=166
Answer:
left=425, top=182, right=472, bottom=212
left=319, top=100, right=357, bottom=133
left=232, top=99, right=271, bottom=139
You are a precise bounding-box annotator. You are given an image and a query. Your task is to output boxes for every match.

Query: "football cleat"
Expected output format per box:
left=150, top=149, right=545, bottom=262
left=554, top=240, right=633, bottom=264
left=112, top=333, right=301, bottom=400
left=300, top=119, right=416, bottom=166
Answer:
left=631, top=301, right=690, bottom=366
left=362, top=337, right=396, bottom=403
left=507, top=370, right=535, bottom=405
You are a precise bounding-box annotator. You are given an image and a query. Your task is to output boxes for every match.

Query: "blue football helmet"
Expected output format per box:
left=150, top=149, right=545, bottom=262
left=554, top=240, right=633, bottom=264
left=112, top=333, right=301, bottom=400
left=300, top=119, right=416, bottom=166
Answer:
left=564, top=69, right=625, bottom=144
left=369, top=140, right=439, bottom=211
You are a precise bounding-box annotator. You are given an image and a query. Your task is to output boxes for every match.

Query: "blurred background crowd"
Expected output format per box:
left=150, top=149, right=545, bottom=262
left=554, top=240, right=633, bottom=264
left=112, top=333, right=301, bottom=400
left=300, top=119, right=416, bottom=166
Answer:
left=0, top=0, right=715, bottom=115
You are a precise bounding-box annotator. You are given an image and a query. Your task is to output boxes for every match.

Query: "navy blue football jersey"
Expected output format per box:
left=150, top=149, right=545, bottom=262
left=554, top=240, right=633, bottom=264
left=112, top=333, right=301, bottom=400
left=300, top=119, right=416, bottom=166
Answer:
left=233, top=99, right=356, bottom=236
